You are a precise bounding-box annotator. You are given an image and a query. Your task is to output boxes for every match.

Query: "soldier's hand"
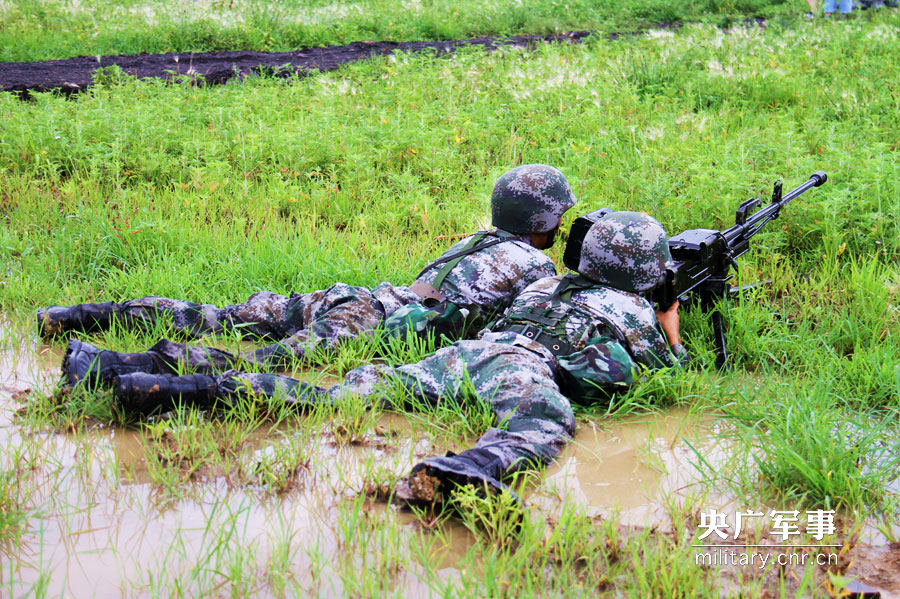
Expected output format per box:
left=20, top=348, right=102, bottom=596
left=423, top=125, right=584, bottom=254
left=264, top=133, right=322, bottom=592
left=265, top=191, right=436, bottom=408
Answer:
left=656, top=300, right=681, bottom=346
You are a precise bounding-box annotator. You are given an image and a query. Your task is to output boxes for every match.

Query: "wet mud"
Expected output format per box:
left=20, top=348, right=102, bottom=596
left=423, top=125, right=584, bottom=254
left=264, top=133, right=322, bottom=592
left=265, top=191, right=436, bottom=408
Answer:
left=0, top=326, right=715, bottom=596
left=1, top=334, right=466, bottom=596
left=2, top=323, right=898, bottom=597
left=534, top=409, right=731, bottom=525
left=0, top=31, right=592, bottom=96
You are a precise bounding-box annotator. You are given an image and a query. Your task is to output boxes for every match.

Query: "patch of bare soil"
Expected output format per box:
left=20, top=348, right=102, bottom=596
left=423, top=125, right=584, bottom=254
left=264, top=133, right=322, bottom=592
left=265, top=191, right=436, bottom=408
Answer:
left=850, top=543, right=900, bottom=598
left=0, top=32, right=592, bottom=96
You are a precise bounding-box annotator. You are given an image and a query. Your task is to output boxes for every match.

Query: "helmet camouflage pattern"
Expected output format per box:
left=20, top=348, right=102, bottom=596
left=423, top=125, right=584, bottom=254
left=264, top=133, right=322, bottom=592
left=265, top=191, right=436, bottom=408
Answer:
left=491, top=164, right=577, bottom=234
left=577, top=211, right=671, bottom=293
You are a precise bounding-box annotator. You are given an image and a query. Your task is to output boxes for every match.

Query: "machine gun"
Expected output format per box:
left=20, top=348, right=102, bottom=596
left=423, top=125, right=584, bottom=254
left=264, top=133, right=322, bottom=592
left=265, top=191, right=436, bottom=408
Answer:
left=563, top=171, right=828, bottom=368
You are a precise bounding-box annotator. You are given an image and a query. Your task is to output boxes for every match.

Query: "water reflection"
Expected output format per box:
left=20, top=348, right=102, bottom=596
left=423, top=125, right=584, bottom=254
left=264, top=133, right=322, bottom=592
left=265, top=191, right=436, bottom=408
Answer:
left=2, top=322, right=897, bottom=597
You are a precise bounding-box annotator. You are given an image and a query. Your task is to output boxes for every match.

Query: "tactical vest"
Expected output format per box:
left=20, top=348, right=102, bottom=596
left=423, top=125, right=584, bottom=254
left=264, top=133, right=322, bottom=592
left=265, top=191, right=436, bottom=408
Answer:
left=493, top=274, right=628, bottom=357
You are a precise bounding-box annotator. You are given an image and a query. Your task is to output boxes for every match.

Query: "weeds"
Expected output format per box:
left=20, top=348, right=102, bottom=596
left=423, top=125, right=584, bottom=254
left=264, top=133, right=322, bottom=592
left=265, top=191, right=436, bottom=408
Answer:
left=0, top=467, right=31, bottom=543
left=331, top=392, right=379, bottom=446
left=1, top=10, right=899, bottom=598
left=624, top=531, right=719, bottom=598
left=0, top=0, right=810, bottom=63
left=388, top=366, right=499, bottom=443
left=723, top=379, right=900, bottom=511
left=239, top=433, right=312, bottom=495
left=139, top=406, right=322, bottom=496
left=452, top=483, right=526, bottom=550
left=15, top=385, right=118, bottom=432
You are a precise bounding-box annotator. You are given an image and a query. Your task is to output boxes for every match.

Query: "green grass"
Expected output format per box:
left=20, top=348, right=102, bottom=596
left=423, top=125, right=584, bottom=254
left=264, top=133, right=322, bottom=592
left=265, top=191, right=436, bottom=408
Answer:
left=1, top=10, right=899, bottom=597
left=722, top=379, right=900, bottom=511
left=0, top=466, right=33, bottom=543
left=2, top=18, right=899, bottom=309
left=0, top=0, right=802, bottom=63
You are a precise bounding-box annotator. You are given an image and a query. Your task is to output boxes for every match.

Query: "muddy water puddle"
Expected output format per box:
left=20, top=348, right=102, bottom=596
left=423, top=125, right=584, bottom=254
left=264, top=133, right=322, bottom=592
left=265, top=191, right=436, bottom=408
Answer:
left=534, top=409, right=732, bottom=527
left=1, top=325, right=897, bottom=597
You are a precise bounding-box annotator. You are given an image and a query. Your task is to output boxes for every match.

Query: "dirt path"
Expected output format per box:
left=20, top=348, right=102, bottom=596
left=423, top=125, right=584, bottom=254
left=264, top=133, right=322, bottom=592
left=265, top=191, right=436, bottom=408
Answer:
left=0, top=31, right=592, bottom=96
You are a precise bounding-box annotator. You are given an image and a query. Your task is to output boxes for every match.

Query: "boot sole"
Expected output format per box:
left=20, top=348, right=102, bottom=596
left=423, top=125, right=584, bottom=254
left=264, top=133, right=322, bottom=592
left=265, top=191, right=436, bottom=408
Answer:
left=62, top=339, right=102, bottom=389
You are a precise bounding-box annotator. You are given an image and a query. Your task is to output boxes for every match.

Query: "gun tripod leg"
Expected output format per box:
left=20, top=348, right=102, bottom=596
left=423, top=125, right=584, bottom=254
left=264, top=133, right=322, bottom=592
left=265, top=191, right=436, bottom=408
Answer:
left=701, top=289, right=729, bottom=369
left=711, top=310, right=728, bottom=369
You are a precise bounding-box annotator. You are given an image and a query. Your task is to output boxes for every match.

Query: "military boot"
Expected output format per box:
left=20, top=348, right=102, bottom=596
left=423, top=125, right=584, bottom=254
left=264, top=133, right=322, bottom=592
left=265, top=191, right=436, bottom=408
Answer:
left=63, top=339, right=165, bottom=391
left=113, top=373, right=219, bottom=415
left=400, top=448, right=518, bottom=504
left=38, top=302, right=123, bottom=338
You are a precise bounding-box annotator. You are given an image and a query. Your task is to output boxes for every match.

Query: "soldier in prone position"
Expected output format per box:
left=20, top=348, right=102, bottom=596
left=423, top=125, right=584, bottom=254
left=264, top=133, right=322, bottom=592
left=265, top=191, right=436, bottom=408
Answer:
left=50, top=164, right=577, bottom=388
left=110, top=212, right=689, bottom=501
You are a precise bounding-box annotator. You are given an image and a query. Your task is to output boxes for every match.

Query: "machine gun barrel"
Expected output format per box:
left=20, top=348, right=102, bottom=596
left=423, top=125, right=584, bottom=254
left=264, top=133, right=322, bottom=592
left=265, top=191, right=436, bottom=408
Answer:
left=722, top=171, right=827, bottom=253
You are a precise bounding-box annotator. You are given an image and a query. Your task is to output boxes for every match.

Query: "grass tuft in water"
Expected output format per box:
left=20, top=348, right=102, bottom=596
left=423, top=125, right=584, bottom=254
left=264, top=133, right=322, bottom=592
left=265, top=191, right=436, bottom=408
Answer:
left=723, top=379, right=900, bottom=511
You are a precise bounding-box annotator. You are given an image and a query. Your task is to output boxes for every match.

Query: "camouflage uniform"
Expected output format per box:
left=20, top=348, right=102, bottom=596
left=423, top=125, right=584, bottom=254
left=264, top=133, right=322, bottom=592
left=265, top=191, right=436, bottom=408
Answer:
left=380, top=229, right=558, bottom=341
left=56, top=164, right=577, bottom=385
left=111, top=211, right=686, bottom=500
left=88, top=229, right=557, bottom=373
left=216, top=271, right=681, bottom=487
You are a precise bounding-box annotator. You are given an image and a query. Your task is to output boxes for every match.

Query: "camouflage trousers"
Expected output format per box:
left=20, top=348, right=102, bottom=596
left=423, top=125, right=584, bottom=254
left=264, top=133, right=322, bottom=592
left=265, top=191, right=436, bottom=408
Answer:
left=117, top=282, right=420, bottom=371
left=221, top=336, right=577, bottom=482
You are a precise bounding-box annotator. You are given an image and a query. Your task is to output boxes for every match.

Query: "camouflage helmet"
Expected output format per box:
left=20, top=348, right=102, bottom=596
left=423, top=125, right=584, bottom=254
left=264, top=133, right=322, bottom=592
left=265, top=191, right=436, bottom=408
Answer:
left=491, top=164, right=577, bottom=234
left=578, top=211, right=671, bottom=293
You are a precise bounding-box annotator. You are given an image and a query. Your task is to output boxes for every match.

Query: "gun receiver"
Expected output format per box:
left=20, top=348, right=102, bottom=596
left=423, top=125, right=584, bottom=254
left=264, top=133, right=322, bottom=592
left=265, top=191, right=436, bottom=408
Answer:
left=563, top=171, right=827, bottom=368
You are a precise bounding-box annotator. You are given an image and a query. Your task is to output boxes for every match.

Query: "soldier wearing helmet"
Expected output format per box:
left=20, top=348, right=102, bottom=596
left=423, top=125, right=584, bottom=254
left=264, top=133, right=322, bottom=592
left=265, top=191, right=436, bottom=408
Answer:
left=108, top=211, right=688, bottom=504
left=52, top=165, right=578, bottom=387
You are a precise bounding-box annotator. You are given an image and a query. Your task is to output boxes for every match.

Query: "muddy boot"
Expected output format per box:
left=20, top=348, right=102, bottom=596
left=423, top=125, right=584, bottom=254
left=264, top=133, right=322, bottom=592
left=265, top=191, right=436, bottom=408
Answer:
left=113, top=372, right=219, bottom=415
left=400, top=448, right=518, bottom=505
left=37, top=302, right=123, bottom=338
left=62, top=339, right=164, bottom=391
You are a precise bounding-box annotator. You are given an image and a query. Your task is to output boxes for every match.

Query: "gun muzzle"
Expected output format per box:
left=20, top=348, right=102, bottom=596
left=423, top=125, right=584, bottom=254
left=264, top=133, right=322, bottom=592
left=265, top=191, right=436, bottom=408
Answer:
left=811, top=171, right=827, bottom=186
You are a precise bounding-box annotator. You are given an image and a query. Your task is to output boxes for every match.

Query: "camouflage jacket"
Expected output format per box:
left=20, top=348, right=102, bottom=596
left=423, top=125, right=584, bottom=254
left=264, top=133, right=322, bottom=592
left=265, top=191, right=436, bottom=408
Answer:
left=483, top=274, right=684, bottom=400
left=413, top=228, right=557, bottom=315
